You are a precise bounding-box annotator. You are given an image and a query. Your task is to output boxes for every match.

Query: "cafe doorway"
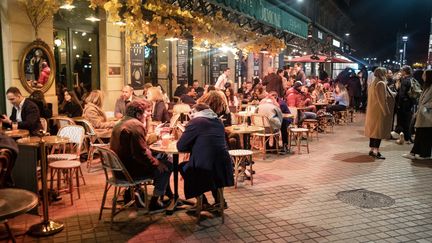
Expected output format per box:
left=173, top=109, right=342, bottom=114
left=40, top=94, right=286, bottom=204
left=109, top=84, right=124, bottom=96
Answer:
left=53, top=0, right=100, bottom=103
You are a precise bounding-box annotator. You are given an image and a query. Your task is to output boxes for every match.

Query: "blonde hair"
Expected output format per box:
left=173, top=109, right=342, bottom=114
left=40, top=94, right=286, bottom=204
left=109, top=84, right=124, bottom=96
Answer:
left=147, top=87, right=164, bottom=102
left=85, top=90, right=103, bottom=108
left=374, top=67, right=387, bottom=82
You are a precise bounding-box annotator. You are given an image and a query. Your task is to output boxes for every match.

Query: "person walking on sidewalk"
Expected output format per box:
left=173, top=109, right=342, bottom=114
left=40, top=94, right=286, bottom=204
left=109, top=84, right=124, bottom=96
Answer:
left=364, top=67, right=396, bottom=159
left=402, top=69, right=432, bottom=160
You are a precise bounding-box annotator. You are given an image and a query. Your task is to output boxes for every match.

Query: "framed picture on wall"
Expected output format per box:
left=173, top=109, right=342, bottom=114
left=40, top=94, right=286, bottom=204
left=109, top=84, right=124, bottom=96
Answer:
left=108, top=66, right=121, bottom=76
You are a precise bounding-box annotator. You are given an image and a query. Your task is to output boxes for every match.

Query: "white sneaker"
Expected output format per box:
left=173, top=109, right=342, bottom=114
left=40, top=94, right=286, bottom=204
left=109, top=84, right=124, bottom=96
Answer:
left=414, top=155, right=431, bottom=160
left=390, top=131, right=399, bottom=139
left=402, top=153, right=416, bottom=159
left=396, top=132, right=405, bottom=145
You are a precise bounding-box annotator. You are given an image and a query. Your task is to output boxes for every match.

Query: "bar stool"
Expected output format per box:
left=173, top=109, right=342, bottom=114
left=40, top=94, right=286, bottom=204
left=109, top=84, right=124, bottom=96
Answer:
left=289, top=128, right=310, bottom=154
left=347, top=107, right=355, bottom=123
left=335, top=110, right=348, bottom=125
left=49, top=160, right=82, bottom=205
left=229, top=149, right=254, bottom=188
left=302, top=119, right=319, bottom=140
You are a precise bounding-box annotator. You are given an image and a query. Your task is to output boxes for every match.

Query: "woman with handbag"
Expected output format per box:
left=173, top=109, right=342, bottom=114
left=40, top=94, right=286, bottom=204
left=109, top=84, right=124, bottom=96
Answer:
left=364, top=67, right=396, bottom=159
left=403, top=69, right=432, bottom=160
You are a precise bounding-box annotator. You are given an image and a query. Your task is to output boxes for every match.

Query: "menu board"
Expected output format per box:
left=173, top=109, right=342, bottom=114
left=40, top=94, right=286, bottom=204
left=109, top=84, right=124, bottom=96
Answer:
left=130, top=43, right=145, bottom=89
left=211, top=55, right=220, bottom=84
left=253, top=54, right=260, bottom=77
left=177, top=39, right=188, bottom=84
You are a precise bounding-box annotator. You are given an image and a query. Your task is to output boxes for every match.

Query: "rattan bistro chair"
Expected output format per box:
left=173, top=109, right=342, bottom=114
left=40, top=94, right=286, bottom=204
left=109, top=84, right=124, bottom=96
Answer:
left=250, top=114, right=280, bottom=160
left=97, top=147, right=152, bottom=227
left=73, top=118, right=109, bottom=172
left=48, top=125, right=86, bottom=186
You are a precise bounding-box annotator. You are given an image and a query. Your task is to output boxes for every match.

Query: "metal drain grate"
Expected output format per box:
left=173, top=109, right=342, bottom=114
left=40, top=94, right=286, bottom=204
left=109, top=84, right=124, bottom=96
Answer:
left=336, top=189, right=395, bottom=208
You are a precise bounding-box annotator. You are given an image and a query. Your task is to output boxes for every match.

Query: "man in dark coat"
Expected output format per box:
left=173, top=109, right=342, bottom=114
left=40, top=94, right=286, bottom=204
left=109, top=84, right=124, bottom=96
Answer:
left=294, top=62, right=306, bottom=84
left=110, top=99, right=172, bottom=211
left=262, top=67, right=284, bottom=98
left=347, top=74, right=362, bottom=110
left=1, top=87, right=42, bottom=135
left=177, top=104, right=234, bottom=205
left=180, top=86, right=197, bottom=105
left=395, top=65, right=415, bottom=143
left=174, top=81, right=188, bottom=98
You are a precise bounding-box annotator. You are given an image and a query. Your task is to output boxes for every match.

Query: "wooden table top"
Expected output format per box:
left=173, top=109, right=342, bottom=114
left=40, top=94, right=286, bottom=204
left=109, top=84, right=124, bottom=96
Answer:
left=235, top=111, right=254, bottom=117
left=3, top=129, right=29, bottom=138
left=313, top=103, right=329, bottom=106
left=17, top=135, right=70, bottom=146
left=149, top=140, right=179, bottom=154
left=225, top=125, right=264, bottom=134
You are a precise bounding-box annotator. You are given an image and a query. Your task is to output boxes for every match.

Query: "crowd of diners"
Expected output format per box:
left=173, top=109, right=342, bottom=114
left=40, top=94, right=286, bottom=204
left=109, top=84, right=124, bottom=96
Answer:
left=1, top=62, right=431, bottom=213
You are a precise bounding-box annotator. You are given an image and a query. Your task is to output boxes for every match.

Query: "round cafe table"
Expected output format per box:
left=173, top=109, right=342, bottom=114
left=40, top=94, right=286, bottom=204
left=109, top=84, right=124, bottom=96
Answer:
left=283, top=114, right=295, bottom=119
left=313, top=102, right=329, bottom=110
left=17, top=135, right=69, bottom=145
left=0, top=188, right=39, bottom=242
left=149, top=140, right=191, bottom=215
left=3, top=129, right=29, bottom=139
left=225, top=125, right=264, bottom=149
left=234, top=111, right=253, bottom=125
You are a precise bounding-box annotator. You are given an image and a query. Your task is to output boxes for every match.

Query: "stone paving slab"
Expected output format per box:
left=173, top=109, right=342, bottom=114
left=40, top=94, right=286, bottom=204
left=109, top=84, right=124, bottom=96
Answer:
left=5, top=113, right=432, bottom=242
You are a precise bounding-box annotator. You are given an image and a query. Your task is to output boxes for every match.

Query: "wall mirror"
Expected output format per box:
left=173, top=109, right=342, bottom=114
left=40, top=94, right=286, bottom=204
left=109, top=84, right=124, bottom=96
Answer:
left=18, top=39, right=56, bottom=93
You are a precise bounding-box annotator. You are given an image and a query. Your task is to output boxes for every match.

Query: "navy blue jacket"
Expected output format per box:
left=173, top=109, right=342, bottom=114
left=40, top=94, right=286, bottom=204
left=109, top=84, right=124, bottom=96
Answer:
left=177, top=117, right=234, bottom=199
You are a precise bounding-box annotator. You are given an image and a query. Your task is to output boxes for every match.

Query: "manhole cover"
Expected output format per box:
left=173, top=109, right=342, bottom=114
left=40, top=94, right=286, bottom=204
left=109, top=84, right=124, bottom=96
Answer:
left=336, top=189, right=395, bottom=208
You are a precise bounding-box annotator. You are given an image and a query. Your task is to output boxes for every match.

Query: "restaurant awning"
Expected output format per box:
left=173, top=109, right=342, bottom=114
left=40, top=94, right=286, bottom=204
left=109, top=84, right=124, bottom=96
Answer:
left=206, top=0, right=309, bottom=39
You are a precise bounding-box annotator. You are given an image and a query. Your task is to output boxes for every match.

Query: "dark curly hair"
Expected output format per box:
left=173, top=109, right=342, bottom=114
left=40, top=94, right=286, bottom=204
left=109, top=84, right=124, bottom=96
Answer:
left=125, top=99, right=151, bottom=119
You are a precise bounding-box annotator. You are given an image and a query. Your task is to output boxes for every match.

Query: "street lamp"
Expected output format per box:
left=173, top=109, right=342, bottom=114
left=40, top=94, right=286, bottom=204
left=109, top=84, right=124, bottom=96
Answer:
left=402, top=36, right=408, bottom=65
left=345, top=33, right=350, bottom=37
left=399, top=49, right=403, bottom=66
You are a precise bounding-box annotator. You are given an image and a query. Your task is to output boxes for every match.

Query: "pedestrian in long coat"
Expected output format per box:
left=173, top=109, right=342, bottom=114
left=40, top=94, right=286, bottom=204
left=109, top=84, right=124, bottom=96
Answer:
left=177, top=104, right=234, bottom=201
left=403, top=69, right=432, bottom=159
left=364, top=67, right=396, bottom=159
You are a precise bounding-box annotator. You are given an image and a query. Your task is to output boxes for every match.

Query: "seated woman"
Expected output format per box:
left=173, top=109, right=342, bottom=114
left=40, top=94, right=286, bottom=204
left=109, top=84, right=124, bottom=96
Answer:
left=83, top=90, right=115, bottom=129
left=198, top=91, right=241, bottom=149
left=147, top=87, right=170, bottom=123
left=224, top=88, right=239, bottom=108
left=177, top=103, right=234, bottom=208
left=327, top=83, right=349, bottom=113
left=311, top=83, right=326, bottom=103
left=59, top=89, right=83, bottom=118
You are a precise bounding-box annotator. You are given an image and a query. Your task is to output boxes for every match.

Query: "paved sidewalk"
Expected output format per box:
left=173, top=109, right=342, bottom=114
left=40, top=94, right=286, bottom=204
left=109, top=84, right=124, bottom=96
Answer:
left=8, top=113, right=432, bottom=242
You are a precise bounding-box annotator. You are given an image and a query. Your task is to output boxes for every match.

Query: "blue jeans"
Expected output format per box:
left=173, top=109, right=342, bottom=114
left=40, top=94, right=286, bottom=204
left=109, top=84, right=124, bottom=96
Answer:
left=133, top=158, right=172, bottom=197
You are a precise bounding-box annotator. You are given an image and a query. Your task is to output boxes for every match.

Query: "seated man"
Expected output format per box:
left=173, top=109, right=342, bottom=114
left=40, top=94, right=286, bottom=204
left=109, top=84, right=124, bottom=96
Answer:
left=177, top=103, right=234, bottom=208
left=110, top=99, right=172, bottom=211
left=256, top=94, right=285, bottom=153
left=286, top=81, right=317, bottom=123
left=1, top=87, right=42, bottom=135
left=114, top=85, right=136, bottom=119
left=192, top=80, right=205, bottom=99
left=180, top=86, right=197, bottom=105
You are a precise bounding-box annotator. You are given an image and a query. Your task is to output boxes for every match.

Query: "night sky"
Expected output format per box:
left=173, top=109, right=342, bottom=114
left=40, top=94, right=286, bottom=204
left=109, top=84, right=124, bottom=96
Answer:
left=349, top=0, right=432, bottom=64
